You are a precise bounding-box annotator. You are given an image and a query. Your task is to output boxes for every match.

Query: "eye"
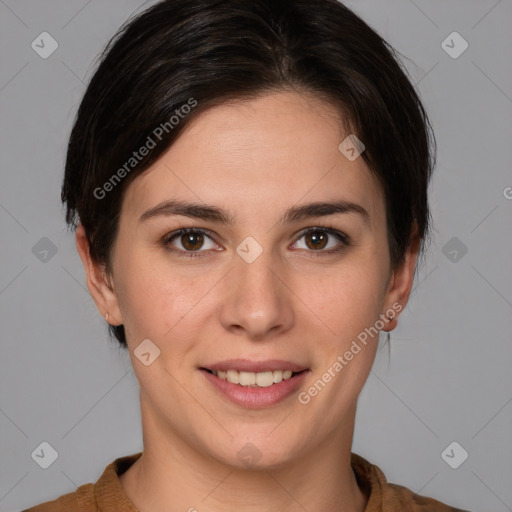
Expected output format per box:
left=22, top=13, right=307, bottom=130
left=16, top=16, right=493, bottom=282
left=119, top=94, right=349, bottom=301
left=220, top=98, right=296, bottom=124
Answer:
left=292, top=227, right=349, bottom=255
left=163, top=228, right=220, bottom=257
left=162, top=226, right=350, bottom=258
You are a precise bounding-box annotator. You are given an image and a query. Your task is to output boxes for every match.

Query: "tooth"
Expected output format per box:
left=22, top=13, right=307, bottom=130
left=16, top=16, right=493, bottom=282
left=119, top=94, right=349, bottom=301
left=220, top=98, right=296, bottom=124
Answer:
left=239, top=371, right=256, bottom=386
left=226, top=369, right=239, bottom=384
left=273, top=370, right=283, bottom=383
left=213, top=369, right=298, bottom=387
left=256, top=371, right=274, bottom=387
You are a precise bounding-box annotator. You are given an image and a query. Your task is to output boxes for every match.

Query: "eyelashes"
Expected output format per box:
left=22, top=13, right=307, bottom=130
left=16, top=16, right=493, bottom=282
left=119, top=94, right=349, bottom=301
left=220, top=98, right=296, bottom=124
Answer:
left=162, top=226, right=351, bottom=259
left=290, top=227, right=350, bottom=254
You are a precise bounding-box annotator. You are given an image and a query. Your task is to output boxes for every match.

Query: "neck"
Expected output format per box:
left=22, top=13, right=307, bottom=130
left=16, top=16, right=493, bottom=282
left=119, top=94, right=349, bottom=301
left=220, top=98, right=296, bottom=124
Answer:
left=120, top=402, right=368, bottom=512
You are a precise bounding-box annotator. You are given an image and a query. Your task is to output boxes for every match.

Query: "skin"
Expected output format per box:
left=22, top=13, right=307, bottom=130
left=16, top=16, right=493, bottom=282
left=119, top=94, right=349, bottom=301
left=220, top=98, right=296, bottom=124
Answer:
left=76, top=90, right=420, bottom=512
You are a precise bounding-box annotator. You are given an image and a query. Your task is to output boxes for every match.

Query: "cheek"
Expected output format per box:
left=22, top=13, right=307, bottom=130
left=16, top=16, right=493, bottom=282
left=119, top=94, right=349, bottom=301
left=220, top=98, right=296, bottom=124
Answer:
left=302, top=261, right=386, bottom=336
left=114, top=257, right=217, bottom=346
left=302, top=268, right=384, bottom=411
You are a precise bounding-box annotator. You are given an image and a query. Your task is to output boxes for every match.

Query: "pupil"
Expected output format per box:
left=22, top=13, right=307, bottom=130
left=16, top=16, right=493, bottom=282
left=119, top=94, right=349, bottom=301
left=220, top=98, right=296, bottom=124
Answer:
left=307, top=232, right=327, bottom=250
left=183, top=232, right=203, bottom=250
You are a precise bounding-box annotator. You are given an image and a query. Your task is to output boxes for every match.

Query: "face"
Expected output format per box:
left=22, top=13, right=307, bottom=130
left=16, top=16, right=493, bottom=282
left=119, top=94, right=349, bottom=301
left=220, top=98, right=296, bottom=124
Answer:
left=78, top=90, right=417, bottom=470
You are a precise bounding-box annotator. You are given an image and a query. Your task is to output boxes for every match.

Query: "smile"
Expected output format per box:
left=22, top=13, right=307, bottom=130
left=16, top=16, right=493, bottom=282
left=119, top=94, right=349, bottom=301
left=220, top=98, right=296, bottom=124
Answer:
left=205, top=369, right=304, bottom=387
left=201, top=367, right=309, bottom=408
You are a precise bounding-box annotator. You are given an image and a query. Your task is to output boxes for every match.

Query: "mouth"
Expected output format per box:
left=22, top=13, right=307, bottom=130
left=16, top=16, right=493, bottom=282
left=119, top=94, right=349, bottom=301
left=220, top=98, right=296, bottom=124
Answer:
left=199, top=361, right=310, bottom=408
left=201, top=368, right=308, bottom=388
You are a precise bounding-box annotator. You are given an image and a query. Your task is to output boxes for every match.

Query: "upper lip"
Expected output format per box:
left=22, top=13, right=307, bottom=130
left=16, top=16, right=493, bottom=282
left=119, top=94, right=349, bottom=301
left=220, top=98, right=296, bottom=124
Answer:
left=202, top=359, right=307, bottom=373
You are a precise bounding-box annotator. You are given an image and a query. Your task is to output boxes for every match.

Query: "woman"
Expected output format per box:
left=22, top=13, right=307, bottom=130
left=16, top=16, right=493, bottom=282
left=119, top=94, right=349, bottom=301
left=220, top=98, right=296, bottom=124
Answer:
left=24, top=0, right=471, bottom=510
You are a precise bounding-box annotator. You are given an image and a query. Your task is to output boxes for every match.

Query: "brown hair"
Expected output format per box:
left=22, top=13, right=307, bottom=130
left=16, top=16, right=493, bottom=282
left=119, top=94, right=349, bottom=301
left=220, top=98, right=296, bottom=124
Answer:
left=62, top=0, right=436, bottom=347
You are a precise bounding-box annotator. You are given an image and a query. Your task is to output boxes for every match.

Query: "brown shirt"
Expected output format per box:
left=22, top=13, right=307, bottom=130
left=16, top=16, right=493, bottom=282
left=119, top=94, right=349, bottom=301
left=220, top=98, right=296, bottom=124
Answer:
left=22, top=452, right=470, bottom=511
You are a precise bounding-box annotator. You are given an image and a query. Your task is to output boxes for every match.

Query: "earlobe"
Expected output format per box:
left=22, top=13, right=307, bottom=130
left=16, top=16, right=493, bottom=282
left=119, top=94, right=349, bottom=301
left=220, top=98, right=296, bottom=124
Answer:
left=382, top=224, right=421, bottom=331
left=75, top=224, right=123, bottom=325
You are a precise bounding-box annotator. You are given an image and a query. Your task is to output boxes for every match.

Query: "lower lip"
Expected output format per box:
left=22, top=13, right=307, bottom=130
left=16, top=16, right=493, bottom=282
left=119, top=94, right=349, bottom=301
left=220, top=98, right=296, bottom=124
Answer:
left=200, top=369, right=308, bottom=409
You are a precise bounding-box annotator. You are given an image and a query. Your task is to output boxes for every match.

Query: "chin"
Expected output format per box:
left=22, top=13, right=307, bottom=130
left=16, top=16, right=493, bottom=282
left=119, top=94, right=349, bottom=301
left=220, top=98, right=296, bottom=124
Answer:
left=204, top=433, right=305, bottom=471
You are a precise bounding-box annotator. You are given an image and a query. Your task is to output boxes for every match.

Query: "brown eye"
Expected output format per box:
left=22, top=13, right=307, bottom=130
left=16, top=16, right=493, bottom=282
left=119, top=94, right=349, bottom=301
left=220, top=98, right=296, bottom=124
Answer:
left=293, top=227, right=349, bottom=255
left=164, top=229, right=218, bottom=256
left=304, top=231, right=328, bottom=250
left=181, top=232, right=204, bottom=251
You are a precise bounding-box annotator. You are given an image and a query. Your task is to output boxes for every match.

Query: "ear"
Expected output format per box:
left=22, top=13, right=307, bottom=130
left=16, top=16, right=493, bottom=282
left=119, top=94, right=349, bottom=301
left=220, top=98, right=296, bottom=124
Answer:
left=75, top=224, right=123, bottom=326
left=381, top=223, right=421, bottom=331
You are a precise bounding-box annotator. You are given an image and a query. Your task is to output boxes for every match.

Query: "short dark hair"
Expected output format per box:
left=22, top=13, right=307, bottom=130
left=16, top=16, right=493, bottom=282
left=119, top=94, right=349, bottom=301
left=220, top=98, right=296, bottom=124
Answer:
left=62, top=0, right=436, bottom=348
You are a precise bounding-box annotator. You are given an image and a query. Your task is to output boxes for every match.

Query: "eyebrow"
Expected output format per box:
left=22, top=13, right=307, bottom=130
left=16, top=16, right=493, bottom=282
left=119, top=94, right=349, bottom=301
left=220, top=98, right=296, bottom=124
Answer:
left=138, top=199, right=370, bottom=226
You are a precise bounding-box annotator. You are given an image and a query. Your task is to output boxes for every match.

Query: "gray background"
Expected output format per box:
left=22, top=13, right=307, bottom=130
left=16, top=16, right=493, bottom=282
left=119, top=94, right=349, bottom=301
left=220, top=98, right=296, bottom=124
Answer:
left=1, top=1, right=511, bottom=511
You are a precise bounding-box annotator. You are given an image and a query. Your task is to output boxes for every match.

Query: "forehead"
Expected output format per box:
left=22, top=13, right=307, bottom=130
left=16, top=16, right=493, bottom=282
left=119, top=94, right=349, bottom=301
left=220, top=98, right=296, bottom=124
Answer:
left=121, top=91, right=385, bottom=228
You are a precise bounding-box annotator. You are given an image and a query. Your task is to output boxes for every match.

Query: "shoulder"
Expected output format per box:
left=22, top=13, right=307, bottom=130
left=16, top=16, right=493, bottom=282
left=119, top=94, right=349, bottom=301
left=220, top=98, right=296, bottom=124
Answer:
left=351, top=452, right=472, bottom=512
left=21, top=482, right=96, bottom=512
left=384, top=481, right=471, bottom=511
left=21, top=452, right=142, bottom=512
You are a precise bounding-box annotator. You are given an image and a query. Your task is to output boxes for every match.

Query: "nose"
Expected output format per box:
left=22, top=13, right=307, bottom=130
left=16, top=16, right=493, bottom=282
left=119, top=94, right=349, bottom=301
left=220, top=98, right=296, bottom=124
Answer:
left=219, top=250, right=295, bottom=341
